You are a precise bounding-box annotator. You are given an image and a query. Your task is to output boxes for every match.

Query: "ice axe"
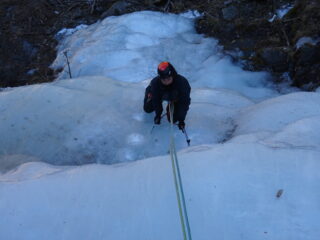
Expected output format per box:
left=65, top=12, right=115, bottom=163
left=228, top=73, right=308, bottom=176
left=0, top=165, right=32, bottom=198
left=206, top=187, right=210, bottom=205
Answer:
left=181, top=126, right=191, bottom=146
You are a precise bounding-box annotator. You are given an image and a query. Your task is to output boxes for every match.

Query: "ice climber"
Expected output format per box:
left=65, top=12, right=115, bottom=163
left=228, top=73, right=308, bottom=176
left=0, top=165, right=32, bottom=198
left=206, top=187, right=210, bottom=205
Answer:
left=143, top=61, right=191, bottom=130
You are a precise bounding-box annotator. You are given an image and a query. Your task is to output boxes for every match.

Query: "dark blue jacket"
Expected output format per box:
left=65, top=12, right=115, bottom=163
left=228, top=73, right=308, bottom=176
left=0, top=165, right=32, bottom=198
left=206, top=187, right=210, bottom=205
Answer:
left=150, top=70, right=191, bottom=122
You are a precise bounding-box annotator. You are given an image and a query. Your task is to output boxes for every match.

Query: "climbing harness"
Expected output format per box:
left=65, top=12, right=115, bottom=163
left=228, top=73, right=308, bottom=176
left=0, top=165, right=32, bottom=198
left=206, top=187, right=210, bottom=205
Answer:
left=168, top=102, right=192, bottom=240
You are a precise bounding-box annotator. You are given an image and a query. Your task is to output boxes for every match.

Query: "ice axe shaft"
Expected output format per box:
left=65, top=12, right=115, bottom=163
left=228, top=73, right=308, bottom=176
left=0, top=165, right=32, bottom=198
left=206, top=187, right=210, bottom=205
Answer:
left=150, top=125, right=155, bottom=134
left=150, top=113, right=167, bottom=134
left=150, top=113, right=166, bottom=134
left=182, top=127, right=191, bottom=146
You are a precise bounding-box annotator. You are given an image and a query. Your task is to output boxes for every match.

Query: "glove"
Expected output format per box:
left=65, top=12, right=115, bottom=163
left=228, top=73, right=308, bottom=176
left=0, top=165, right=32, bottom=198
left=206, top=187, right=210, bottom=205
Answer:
left=178, top=121, right=185, bottom=130
left=147, top=93, right=152, bottom=102
left=154, top=115, right=161, bottom=125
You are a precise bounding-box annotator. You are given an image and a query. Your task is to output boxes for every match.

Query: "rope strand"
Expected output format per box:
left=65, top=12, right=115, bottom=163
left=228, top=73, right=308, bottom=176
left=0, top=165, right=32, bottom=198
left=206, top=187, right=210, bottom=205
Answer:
left=168, top=102, right=192, bottom=240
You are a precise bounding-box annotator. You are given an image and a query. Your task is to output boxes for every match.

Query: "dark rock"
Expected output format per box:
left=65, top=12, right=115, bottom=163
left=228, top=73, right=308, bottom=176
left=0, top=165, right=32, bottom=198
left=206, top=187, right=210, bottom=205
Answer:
left=0, top=0, right=116, bottom=87
left=292, top=43, right=320, bottom=89
left=231, top=38, right=256, bottom=50
left=151, top=0, right=167, bottom=6
left=72, top=8, right=85, bottom=20
left=222, top=5, right=238, bottom=20
left=294, top=43, right=320, bottom=66
left=101, top=1, right=132, bottom=18
left=226, top=38, right=256, bottom=59
left=293, top=63, right=320, bottom=90
left=276, top=189, right=283, bottom=198
left=256, top=47, right=291, bottom=72
left=22, top=41, right=38, bottom=58
left=0, top=0, right=319, bottom=90
left=224, top=0, right=234, bottom=6
left=0, top=66, right=22, bottom=87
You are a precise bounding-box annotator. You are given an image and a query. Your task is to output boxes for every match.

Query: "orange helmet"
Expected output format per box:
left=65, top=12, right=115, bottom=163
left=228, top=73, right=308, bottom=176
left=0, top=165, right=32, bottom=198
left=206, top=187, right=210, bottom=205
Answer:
left=157, top=61, right=173, bottom=79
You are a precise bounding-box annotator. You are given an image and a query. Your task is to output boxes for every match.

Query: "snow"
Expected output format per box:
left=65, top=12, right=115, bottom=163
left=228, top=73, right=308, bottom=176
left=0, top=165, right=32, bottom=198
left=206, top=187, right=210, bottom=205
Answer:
left=265, top=116, right=320, bottom=149
left=296, top=36, right=320, bottom=49
left=234, top=92, right=320, bottom=137
left=276, top=4, right=293, bottom=19
left=180, top=10, right=203, bottom=19
left=1, top=142, right=319, bottom=240
left=1, top=10, right=320, bottom=240
left=55, top=24, right=88, bottom=41
left=268, top=14, right=277, bottom=22
left=268, top=3, right=294, bottom=22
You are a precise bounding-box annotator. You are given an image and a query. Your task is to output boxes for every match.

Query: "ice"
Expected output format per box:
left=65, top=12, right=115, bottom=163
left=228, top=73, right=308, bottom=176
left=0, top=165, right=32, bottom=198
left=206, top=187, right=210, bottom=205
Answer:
left=51, top=11, right=276, bottom=99
left=55, top=24, right=88, bottom=40
left=126, top=133, right=145, bottom=146
left=0, top=77, right=246, bottom=167
left=276, top=4, right=294, bottom=19
left=296, top=36, right=320, bottom=49
left=180, top=10, right=203, bottom=19
left=0, top=154, right=40, bottom=174
left=3, top=11, right=278, bottom=168
left=269, top=3, right=294, bottom=22
left=1, top=11, right=318, bottom=170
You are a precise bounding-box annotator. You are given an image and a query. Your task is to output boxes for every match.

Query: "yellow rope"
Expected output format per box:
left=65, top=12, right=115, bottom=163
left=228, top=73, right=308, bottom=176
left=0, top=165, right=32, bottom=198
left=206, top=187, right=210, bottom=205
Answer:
left=168, top=102, right=192, bottom=240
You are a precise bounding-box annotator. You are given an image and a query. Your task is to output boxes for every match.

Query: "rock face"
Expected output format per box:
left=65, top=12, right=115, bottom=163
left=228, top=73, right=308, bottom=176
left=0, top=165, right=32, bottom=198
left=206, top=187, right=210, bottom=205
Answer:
left=0, top=0, right=169, bottom=87
left=1, top=0, right=319, bottom=90
left=222, top=5, right=238, bottom=20
left=256, top=47, right=291, bottom=72
left=293, top=43, right=320, bottom=87
left=195, top=0, right=320, bottom=90
left=0, top=0, right=125, bottom=87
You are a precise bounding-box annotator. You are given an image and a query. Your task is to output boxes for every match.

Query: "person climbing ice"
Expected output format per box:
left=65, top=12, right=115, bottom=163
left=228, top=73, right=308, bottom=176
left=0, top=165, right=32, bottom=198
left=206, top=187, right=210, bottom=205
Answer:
left=143, top=61, right=191, bottom=130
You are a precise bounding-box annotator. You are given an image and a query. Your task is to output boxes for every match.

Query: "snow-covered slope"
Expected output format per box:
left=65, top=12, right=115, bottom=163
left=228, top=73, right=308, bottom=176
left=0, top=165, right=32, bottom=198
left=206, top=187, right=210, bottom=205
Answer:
left=1, top=140, right=319, bottom=240
left=234, top=92, right=320, bottom=136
